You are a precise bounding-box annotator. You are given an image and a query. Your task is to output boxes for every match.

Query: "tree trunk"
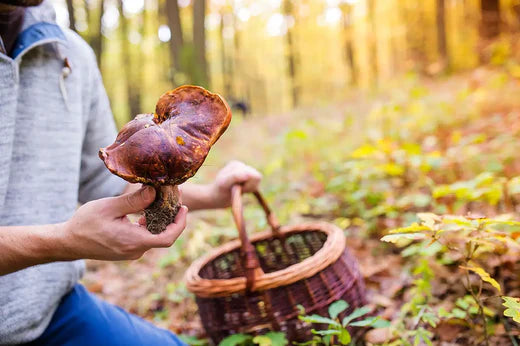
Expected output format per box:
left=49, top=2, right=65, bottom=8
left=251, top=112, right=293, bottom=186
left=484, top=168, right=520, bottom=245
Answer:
left=283, top=0, right=298, bottom=107
left=84, top=0, right=90, bottom=27
left=82, top=0, right=92, bottom=47
left=480, top=0, right=501, bottom=40
left=436, top=0, right=449, bottom=69
left=514, top=4, right=520, bottom=28
left=219, top=11, right=232, bottom=96
left=193, top=0, right=208, bottom=87
left=118, top=0, right=141, bottom=120
left=341, top=4, right=357, bottom=86
left=231, top=3, right=243, bottom=104
left=66, top=0, right=76, bottom=32
left=479, top=0, right=501, bottom=63
left=166, top=0, right=184, bottom=76
left=91, top=0, right=105, bottom=68
left=513, top=3, right=520, bottom=26
left=367, top=0, right=378, bottom=86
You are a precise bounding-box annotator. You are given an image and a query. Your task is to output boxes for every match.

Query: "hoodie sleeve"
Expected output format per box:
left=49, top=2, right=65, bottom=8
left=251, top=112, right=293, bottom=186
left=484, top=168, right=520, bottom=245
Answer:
left=77, top=49, right=127, bottom=203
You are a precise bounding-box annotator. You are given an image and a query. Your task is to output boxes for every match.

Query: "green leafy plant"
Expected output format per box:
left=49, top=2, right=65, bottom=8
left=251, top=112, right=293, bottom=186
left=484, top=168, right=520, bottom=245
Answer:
left=382, top=212, right=520, bottom=344
left=432, top=172, right=505, bottom=211
left=219, top=332, right=288, bottom=346
left=297, top=300, right=390, bottom=345
left=390, top=257, right=439, bottom=346
left=502, top=296, right=520, bottom=323
left=178, top=334, right=209, bottom=346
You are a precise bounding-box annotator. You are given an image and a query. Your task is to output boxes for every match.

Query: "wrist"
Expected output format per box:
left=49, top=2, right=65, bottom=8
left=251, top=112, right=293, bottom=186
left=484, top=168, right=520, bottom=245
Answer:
left=46, top=221, right=79, bottom=262
left=207, top=183, right=230, bottom=209
left=207, top=182, right=221, bottom=202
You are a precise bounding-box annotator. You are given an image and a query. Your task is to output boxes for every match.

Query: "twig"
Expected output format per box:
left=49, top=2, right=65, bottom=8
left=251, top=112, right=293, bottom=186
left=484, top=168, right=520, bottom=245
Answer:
left=463, top=239, right=489, bottom=346
left=502, top=316, right=520, bottom=346
left=412, top=306, right=427, bottom=330
left=465, top=266, right=489, bottom=346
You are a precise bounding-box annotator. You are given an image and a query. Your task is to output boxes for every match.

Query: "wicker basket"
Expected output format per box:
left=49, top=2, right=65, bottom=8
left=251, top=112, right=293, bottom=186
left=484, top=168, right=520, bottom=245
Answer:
left=185, top=185, right=366, bottom=343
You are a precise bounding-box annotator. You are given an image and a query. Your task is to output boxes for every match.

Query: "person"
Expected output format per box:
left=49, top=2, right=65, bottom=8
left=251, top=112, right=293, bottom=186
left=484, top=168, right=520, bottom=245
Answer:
left=0, top=1, right=261, bottom=344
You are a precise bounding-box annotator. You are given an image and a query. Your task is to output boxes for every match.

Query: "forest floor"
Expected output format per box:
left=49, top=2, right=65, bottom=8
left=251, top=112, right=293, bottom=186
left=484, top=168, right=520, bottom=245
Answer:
left=82, top=67, right=520, bottom=345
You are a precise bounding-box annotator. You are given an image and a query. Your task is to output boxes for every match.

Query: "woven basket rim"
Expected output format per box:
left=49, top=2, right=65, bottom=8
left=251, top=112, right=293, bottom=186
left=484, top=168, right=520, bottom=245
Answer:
left=184, top=221, right=346, bottom=298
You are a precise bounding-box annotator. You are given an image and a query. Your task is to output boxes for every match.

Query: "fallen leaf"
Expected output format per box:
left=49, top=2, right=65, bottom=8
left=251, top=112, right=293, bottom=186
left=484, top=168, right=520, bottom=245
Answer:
left=365, top=327, right=394, bottom=344
left=435, top=322, right=464, bottom=342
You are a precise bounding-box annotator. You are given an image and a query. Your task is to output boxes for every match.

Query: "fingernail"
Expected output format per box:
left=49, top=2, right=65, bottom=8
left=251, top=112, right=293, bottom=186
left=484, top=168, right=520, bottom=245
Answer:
left=178, top=205, right=188, bottom=216
left=143, top=186, right=153, bottom=200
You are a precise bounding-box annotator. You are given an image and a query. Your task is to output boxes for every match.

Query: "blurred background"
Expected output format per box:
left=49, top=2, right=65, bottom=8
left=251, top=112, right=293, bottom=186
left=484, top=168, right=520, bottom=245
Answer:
left=50, top=0, right=520, bottom=125
left=50, top=0, right=520, bottom=342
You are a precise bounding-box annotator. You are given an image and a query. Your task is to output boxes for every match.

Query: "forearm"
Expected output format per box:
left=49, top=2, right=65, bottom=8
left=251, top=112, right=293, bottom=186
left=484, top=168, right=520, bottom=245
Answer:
left=0, top=223, right=73, bottom=276
left=0, top=186, right=189, bottom=276
left=180, top=183, right=218, bottom=211
left=178, top=160, right=262, bottom=211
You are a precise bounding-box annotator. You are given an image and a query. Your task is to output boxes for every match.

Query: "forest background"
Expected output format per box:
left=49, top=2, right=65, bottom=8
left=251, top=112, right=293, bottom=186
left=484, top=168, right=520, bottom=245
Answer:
left=50, top=0, right=520, bottom=344
left=52, top=0, right=519, bottom=125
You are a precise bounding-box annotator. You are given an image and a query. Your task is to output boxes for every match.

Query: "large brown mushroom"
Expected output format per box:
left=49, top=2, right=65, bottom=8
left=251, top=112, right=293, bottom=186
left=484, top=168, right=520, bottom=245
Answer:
left=99, top=85, right=232, bottom=234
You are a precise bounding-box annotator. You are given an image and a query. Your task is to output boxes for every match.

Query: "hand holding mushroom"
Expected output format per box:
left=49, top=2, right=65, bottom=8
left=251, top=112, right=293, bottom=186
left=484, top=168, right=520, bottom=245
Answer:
left=99, top=86, right=232, bottom=234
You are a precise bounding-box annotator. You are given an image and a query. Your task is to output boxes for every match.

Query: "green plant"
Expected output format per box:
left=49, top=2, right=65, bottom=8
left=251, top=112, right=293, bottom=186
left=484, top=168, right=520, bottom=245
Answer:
left=297, top=300, right=390, bottom=345
left=219, top=332, right=288, bottom=346
left=382, top=213, right=520, bottom=344
left=178, top=334, right=209, bottom=346
left=390, top=257, right=439, bottom=346
left=502, top=296, right=520, bottom=323
left=432, top=172, right=505, bottom=211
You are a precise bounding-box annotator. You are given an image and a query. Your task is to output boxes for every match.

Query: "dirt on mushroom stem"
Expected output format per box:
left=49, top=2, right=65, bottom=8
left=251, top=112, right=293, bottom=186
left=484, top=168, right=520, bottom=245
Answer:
left=144, top=185, right=181, bottom=234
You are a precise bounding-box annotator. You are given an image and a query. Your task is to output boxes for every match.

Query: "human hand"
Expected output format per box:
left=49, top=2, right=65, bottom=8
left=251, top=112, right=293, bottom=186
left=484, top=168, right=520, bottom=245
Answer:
left=210, top=160, right=262, bottom=208
left=60, top=186, right=188, bottom=261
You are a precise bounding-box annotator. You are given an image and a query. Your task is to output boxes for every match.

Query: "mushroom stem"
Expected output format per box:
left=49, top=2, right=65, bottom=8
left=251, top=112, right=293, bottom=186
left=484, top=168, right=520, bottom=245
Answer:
left=144, top=185, right=181, bottom=234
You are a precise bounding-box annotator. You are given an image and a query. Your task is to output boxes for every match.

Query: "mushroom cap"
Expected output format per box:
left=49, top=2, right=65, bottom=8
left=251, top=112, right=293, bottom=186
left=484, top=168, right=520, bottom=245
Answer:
left=99, top=85, right=232, bottom=185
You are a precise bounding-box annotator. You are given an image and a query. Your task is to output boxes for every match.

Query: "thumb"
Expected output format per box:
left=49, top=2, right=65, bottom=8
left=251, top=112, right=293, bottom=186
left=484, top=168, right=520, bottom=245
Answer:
left=108, top=186, right=156, bottom=217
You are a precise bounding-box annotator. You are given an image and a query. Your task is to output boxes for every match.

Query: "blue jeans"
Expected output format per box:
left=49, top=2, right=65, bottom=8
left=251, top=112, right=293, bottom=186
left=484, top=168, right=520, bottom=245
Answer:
left=26, top=284, right=187, bottom=346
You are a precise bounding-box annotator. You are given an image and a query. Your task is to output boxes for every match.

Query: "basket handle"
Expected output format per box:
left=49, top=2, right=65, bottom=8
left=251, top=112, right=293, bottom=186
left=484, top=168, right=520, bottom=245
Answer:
left=231, top=184, right=281, bottom=291
left=252, top=190, right=281, bottom=234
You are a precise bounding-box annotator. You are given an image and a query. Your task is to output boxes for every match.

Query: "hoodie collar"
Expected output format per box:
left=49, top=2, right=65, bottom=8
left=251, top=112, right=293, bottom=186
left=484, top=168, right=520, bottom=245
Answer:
left=11, top=0, right=66, bottom=60
left=22, top=0, right=59, bottom=31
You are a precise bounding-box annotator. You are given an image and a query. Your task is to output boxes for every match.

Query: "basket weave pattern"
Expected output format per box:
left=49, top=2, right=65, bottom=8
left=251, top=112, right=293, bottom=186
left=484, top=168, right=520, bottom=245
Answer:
left=185, top=186, right=366, bottom=342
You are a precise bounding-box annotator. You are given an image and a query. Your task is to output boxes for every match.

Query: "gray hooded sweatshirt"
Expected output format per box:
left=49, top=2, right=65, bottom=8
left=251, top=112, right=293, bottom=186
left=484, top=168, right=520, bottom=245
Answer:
left=0, top=2, right=127, bottom=343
